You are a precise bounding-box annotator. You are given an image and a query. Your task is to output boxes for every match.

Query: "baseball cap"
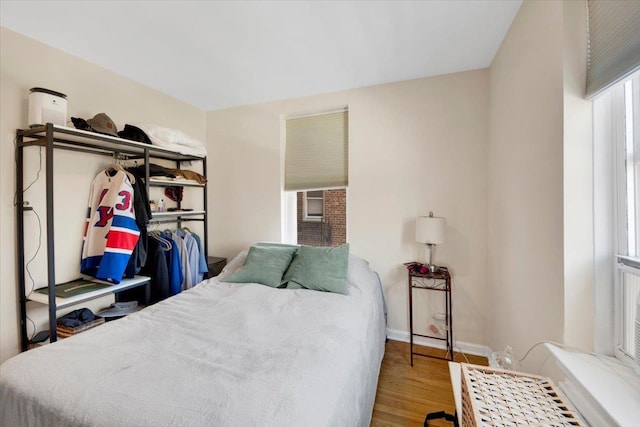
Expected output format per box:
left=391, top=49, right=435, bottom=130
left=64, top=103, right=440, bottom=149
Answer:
left=165, top=186, right=184, bottom=202
left=86, top=113, right=118, bottom=137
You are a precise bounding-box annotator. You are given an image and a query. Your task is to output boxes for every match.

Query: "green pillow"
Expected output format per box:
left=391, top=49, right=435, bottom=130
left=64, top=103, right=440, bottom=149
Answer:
left=225, top=245, right=298, bottom=288
left=287, top=244, right=350, bottom=294
left=255, top=242, right=301, bottom=286
left=281, top=251, right=300, bottom=286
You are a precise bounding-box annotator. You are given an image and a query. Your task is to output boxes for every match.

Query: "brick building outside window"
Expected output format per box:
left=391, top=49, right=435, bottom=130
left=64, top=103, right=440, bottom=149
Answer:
left=296, top=189, right=346, bottom=247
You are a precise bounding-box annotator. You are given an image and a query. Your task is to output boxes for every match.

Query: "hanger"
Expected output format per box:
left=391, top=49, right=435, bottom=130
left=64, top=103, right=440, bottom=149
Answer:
left=148, top=229, right=172, bottom=251
left=105, top=153, right=136, bottom=184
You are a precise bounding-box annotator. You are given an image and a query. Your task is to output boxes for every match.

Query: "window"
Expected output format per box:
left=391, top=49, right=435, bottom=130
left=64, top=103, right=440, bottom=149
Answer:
left=284, top=109, right=348, bottom=191
left=589, top=0, right=640, bottom=363
left=282, top=108, right=348, bottom=247
left=303, top=190, right=324, bottom=221
left=612, top=73, right=640, bottom=363
left=295, top=189, right=346, bottom=246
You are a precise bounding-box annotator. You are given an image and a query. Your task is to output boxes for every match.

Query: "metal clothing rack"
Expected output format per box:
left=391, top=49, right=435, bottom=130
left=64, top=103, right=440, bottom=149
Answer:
left=15, top=123, right=208, bottom=351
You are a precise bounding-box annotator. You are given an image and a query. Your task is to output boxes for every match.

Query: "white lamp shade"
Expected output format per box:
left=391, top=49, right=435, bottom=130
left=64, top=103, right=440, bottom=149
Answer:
left=416, top=216, right=446, bottom=244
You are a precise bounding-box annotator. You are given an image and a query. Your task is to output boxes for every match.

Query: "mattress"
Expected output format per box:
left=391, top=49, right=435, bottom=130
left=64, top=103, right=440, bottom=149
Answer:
left=0, top=254, right=386, bottom=427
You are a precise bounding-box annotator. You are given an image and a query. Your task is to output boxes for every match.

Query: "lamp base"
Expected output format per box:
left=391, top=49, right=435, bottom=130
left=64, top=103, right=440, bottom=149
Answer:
left=427, top=243, right=436, bottom=271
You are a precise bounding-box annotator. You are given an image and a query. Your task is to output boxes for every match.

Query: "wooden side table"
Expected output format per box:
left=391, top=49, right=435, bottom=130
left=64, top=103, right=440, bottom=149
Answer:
left=204, top=256, right=227, bottom=279
left=408, top=266, right=453, bottom=365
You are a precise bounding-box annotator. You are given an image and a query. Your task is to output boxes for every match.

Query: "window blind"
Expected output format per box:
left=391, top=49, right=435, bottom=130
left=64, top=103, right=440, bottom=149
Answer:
left=586, top=0, right=640, bottom=98
left=285, top=110, right=348, bottom=191
left=307, top=199, right=324, bottom=216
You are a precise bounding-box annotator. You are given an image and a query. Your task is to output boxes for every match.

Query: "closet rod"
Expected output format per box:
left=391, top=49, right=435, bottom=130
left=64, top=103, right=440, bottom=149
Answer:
left=147, top=218, right=205, bottom=226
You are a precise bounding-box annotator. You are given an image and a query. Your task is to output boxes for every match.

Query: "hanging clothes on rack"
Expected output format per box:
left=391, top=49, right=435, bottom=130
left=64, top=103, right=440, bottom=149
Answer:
left=157, top=230, right=183, bottom=296
left=145, top=226, right=207, bottom=290
left=174, top=229, right=201, bottom=287
left=188, top=230, right=208, bottom=283
left=81, top=168, right=140, bottom=284
left=142, top=232, right=171, bottom=303
left=169, top=230, right=192, bottom=290
left=124, top=165, right=152, bottom=278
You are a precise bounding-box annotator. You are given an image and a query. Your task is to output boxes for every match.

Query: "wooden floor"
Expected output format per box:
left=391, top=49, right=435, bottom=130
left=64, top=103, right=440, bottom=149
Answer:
left=371, top=340, right=487, bottom=427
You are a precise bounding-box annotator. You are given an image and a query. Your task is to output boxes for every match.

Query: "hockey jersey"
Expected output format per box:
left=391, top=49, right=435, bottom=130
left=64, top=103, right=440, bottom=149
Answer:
left=81, top=170, right=140, bottom=283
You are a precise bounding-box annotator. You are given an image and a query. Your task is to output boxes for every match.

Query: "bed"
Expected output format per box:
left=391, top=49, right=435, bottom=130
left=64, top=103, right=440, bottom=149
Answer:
left=0, top=252, right=386, bottom=427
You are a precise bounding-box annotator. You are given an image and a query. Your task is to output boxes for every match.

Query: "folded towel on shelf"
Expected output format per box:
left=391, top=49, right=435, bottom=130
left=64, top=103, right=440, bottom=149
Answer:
left=134, top=124, right=207, bottom=157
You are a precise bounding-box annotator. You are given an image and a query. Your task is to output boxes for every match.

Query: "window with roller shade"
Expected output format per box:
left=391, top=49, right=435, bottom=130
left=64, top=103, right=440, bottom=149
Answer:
left=588, top=1, right=640, bottom=365
left=586, top=0, right=640, bottom=98
left=595, top=71, right=640, bottom=365
left=284, top=109, right=348, bottom=247
left=285, top=110, right=348, bottom=191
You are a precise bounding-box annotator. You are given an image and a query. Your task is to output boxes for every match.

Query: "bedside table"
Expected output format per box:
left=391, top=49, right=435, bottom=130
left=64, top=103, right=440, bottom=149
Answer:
left=408, top=266, right=453, bottom=365
left=204, top=256, right=227, bottom=279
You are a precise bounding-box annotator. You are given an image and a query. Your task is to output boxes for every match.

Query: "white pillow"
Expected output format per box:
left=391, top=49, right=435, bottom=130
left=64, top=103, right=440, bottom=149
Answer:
left=217, top=250, right=248, bottom=281
left=135, top=124, right=207, bottom=156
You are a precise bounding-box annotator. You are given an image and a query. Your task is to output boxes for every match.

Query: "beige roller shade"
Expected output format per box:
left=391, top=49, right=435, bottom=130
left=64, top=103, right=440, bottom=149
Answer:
left=285, top=110, right=348, bottom=191
left=586, top=0, right=640, bottom=98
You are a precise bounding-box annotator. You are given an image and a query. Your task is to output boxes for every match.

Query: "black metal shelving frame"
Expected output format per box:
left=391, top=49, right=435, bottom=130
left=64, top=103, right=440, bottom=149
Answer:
left=15, top=123, right=208, bottom=351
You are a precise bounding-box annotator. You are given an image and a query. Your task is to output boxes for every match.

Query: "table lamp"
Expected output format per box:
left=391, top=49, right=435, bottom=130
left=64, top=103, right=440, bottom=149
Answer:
left=416, top=212, right=446, bottom=272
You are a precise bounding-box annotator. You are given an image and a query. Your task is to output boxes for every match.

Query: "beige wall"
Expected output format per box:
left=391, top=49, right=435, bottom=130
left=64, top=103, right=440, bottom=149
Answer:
left=207, top=70, right=490, bottom=347
left=487, top=0, right=565, bottom=361
left=487, top=0, right=594, bottom=363
left=0, top=27, right=206, bottom=363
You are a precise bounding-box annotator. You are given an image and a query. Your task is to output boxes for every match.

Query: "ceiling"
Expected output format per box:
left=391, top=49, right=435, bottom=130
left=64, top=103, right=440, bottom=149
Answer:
left=0, top=1, right=521, bottom=111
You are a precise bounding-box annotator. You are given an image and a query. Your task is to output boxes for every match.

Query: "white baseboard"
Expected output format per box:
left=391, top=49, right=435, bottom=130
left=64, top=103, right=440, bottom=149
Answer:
left=386, top=328, right=491, bottom=358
